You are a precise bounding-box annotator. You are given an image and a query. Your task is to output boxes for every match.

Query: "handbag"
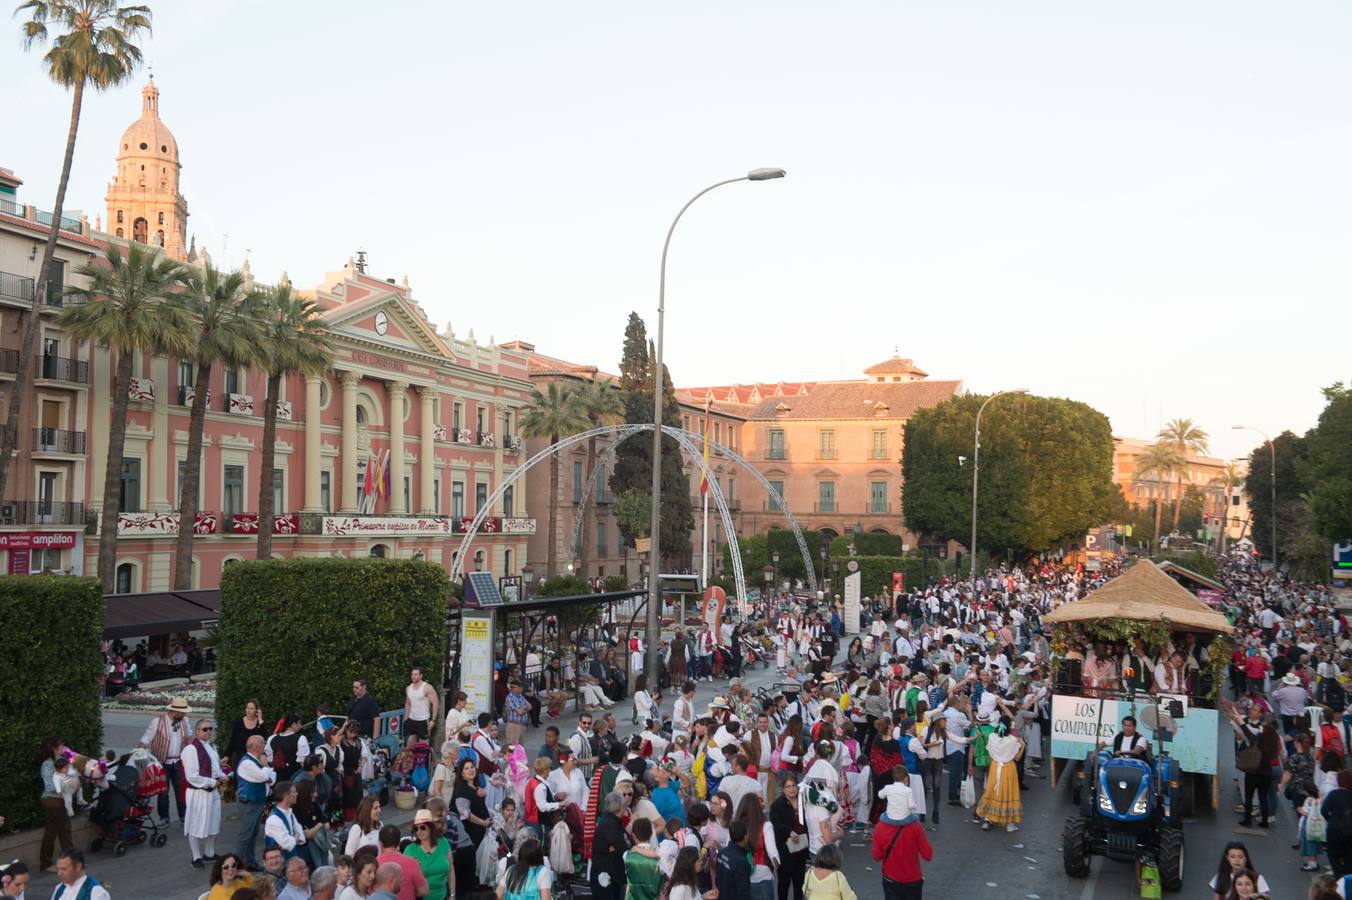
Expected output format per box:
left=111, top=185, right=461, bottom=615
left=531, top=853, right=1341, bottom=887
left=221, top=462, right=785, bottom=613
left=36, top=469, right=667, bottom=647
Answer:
left=786, top=831, right=809, bottom=854
left=1308, top=803, right=1329, bottom=843
left=1236, top=746, right=1263, bottom=775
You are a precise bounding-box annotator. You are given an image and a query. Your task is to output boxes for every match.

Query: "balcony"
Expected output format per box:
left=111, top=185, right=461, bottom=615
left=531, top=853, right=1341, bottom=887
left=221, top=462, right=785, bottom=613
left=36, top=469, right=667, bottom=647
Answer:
left=40, top=285, right=84, bottom=309
left=814, top=502, right=836, bottom=513
left=867, top=503, right=895, bottom=515
left=817, top=449, right=838, bottom=460
left=0, top=500, right=84, bottom=526
left=765, top=449, right=786, bottom=460
left=33, top=207, right=82, bottom=233
left=33, top=427, right=86, bottom=454
left=763, top=500, right=785, bottom=512
left=39, top=355, right=88, bottom=384
left=0, top=197, right=20, bottom=218
left=0, top=271, right=34, bottom=302
left=177, top=384, right=211, bottom=406
left=476, top=431, right=496, bottom=448
left=504, top=434, right=522, bottom=453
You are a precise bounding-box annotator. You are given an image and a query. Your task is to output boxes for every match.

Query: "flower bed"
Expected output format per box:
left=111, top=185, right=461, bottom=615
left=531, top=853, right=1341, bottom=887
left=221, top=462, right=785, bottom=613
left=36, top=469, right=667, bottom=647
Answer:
left=104, top=680, right=216, bottom=711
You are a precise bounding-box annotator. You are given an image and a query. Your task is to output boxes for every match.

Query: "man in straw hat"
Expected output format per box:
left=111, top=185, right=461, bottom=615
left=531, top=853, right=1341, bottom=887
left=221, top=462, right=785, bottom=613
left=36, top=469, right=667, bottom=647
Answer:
left=137, top=696, right=193, bottom=824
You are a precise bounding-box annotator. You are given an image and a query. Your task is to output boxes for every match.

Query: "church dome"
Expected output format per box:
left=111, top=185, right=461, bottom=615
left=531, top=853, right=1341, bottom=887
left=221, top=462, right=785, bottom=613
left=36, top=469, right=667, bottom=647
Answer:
left=117, top=79, right=178, bottom=162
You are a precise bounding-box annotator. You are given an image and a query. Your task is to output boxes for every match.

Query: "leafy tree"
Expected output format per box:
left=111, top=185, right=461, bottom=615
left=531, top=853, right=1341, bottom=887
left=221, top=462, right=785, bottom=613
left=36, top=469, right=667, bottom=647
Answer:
left=1134, top=441, right=1184, bottom=545
left=1177, top=485, right=1206, bottom=537
left=1242, top=430, right=1307, bottom=562
left=572, top=377, right=625, bottom=575
left=607, top=313, right=692, bottom=562
left=255, top=283, right=333, bottom=559
left=174, top=265, right=265, bottom=589
left=1157, top=418, right=1209, bottom=528
left=2, top=0, right=152, bottom=501
left=521, top=382, right=586, bottom=577
left=60, top=245, right=194, bottom=591
left=902, top=393, right=1116, bottom=555
left=1300, top=383, right=1352, bottom=545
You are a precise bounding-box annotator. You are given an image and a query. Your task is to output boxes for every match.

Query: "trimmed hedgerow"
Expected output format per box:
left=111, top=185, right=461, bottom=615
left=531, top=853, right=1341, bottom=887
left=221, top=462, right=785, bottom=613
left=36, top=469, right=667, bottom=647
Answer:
left=0, top=576, right=104, bottom=828
left=214, top=558, right=447, bottom=746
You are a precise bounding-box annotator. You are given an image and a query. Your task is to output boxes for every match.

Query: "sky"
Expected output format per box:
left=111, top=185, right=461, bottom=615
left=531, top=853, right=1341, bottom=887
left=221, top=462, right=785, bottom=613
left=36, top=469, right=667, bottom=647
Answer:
left=3, top=1, right=1348, bottom=462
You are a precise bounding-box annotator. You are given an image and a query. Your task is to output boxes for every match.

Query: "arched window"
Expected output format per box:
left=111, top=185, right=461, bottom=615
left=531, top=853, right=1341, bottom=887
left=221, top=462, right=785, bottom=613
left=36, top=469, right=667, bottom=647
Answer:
left=355, top=405, right=367, bottom=425
left=115, top=228, right=124, bottom=238
left=369, top=544, right=386, bottom=558
left=115, top=563, right=135, bottom=594
left=116, top=210, right=124, bottom=223
left=132, top=217, right=148, bottom=244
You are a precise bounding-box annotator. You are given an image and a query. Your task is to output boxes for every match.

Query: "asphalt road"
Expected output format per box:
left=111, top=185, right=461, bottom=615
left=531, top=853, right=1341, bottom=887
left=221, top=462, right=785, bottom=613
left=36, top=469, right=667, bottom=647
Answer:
left=29, top=648, right=1314, bottom=899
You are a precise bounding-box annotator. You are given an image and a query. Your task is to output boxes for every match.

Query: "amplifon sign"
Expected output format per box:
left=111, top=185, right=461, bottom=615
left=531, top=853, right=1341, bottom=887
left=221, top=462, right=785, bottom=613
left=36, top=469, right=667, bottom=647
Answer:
left=0, top=532, right=79, bottom=549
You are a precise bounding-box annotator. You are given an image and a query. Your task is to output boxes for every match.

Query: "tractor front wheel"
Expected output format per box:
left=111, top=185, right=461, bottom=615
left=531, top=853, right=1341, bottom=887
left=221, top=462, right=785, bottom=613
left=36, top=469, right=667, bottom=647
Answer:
left=1064, top=816, right=1091, bottom=878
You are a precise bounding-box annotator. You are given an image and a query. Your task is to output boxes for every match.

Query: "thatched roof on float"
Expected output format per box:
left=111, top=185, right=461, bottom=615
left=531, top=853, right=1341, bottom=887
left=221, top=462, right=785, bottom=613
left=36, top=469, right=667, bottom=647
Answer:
left=1042, top=560, right=1233, bottom=635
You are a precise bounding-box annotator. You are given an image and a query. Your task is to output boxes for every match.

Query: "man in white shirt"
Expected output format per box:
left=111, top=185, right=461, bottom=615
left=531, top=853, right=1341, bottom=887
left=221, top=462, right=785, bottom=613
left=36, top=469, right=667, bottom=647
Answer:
left=749, top=714, right=776, bottom=799
left=568, top=715, right=599, bottom=782
left=672, top=683, right=697, bottom=738
left=53, top=849, right=111, bottom=900
left=234, top=735, right=276, bottom=871
left=547, top=750, right=589, bottom=816
left=137, top=697, right=192, bottom=824
left=263, top=782, right=306, bottom=858
left=718, top=754, right=763, bottom=815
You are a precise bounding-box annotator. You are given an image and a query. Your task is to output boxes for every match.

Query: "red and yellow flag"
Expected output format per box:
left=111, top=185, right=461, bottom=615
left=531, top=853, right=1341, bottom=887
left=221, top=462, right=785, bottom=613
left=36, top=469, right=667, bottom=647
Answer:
left=699, top=395, right=712, bottom=496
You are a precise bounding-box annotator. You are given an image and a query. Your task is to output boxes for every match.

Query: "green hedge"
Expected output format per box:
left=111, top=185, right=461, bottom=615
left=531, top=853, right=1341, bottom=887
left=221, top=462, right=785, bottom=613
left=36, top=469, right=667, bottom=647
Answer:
left=537, top=575, right=591, bottom=597
left=0, top=577, right=103, bottom=828
left=828, top=533, right=903, bottom=557
left=1152, top=551, right=1219, bottom=579
left=215, top=559, right=447, bottom=743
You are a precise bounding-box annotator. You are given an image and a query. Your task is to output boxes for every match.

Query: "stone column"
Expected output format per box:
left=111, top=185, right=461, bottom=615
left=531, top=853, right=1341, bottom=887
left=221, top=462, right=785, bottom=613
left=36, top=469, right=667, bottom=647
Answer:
left=388, top=381, right=408, bottom=515
left=303, top=376, right=323, bottom=512
left=419, top=386, right=436, bottom=514
left=340, top=371, right=360, bottom=512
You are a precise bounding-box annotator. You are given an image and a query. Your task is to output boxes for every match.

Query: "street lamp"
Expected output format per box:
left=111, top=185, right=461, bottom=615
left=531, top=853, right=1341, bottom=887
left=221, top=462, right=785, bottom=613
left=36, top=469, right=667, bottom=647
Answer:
left=522, top=563, right=535, bottom=601
left=763, top=563, right=775, bottom=587
left=970, top=389, right=1028, bottom=583
left=771, top=549, right=780, bottom=591
left=645, top=168, right=787, bottom=688
left=1233, top=425, right=1277, bottom=569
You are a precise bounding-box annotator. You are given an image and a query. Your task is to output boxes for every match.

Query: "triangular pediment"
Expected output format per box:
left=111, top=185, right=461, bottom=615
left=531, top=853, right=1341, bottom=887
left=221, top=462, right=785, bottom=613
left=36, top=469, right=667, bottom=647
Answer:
left=321, top=291, right=451, bottom=360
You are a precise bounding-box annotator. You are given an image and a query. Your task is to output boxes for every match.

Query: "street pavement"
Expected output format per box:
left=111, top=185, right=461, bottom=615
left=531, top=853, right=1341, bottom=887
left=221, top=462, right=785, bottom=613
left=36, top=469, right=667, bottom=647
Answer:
left=24, top=649, right=1316, bottom=899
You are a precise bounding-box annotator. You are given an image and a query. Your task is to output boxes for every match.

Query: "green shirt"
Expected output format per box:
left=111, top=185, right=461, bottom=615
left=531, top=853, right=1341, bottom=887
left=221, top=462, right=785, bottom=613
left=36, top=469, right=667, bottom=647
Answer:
left=971, top=724, right=995, bottom=768
left=405, top=837, right=452, bottom=900
left=625, top=848, right=664, bottom=900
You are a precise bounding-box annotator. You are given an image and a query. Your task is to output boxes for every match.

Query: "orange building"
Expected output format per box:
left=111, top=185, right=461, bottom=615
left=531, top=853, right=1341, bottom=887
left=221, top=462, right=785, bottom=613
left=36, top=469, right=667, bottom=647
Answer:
left=1112, top=436, right=1251, bottom=541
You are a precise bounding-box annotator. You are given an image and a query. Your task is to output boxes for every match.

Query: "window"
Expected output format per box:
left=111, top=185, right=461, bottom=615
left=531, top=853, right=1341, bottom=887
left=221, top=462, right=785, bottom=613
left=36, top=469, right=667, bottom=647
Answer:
left=116, top=210, right=124, bottom=224
left=115, top=563, right=134, bottom=595
left=157, top=211, right=165, bottom=225
left=178, top=360, right=194, bottom=388
left=727, top=477, right=735, bottom=504
left=715, top=421, right=721, bottom=444
left=818, top=481, right=835, bottom=513
left=596, top=464, right=607, bottom=502
left=819, top=429, right=836, bottom=459
left=45, top=259, right=65, bottom=307
left=503, top=485, right=514, bottom=518
left=871, top=429, right=887, bottom=460
left=452, top=482, right=464, bottom=519
left=369, top=545, right=386, bottom=558
left=120, top=459, right=141, bottom=513
left=870, top=481, right=888, bottom=514
left=320, top=471, right=332, bottom=513
left=37, top=472, right=57, bottom=519
left=223, top=464, right=244, bottom=518
left=572, top=461, right=583, bottom=503
left=597, top=522, right=608, bottom=557
left=475, top=482, right=487, bottom=513
left=768, top=480, right=785, bottom=512
left=453, top=402, right=463, bottom=431
left=225, top=367, right=241, bottom=396
left=272, top=468, right=284, bottom=514
left=476, top=406, right=486, bottom=434
left=404, top=476, right=411, bottom=513
left=434, top=478, right=441, bottom=513
left=767, top=429, right=785, bottom=460
left=177, top=461, right=200, bottom=508
left=355, top=405, right=367, bottom=425
left=1233, top=494, right=1241, bottom=506
left=30, top=547, right=62, bottom=574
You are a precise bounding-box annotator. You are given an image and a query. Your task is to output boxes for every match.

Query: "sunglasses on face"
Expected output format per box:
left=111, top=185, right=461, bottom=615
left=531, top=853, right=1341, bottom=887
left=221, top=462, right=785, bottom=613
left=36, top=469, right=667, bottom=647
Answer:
left=415, top=824, right=430, bottom=831
left=200, top=727, right=214, bottom=733
left=222, top=863, right=238, bottom=870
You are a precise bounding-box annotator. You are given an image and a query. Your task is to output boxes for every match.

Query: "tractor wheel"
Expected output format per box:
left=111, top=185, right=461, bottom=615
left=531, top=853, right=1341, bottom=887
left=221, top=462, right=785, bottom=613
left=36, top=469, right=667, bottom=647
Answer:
left=1158, top=827, right=1185, bottom=891
left=1063, top=816, right=1091, bottom=878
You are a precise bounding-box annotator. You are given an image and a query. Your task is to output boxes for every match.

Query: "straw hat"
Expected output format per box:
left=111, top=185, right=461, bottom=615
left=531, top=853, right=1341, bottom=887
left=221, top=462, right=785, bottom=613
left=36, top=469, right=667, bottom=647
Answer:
left=413, top=809, right=438, bottom=826
left=167, top=697, right=190, bottom=712
left=708, top=697, right=731, bottom=710
left=1282, top=673, right=1301, bottom=686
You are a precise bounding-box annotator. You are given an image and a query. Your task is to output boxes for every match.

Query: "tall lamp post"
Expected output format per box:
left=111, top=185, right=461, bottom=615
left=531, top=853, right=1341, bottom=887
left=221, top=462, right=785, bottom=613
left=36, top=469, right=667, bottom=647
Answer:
left=969, top=389, right=1028, bottom=584
left=645, top=168, right=786, bottom=687
left=1233, top=425, right=1277, bottom=569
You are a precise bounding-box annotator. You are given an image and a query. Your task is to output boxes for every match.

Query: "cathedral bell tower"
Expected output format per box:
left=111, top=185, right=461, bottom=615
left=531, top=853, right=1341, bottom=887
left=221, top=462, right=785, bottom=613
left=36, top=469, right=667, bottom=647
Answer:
left=105, top=77, right=189, bottom=260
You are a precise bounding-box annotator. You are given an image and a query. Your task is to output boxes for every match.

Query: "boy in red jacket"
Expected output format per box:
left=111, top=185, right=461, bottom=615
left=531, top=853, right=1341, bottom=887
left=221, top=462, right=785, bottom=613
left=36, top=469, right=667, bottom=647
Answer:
left=872, top=815, right=933, bottom=900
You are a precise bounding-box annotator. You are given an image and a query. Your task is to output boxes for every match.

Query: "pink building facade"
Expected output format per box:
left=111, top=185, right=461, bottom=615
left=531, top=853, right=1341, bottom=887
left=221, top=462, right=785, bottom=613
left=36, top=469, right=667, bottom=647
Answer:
left=88, top=262, right=535, bottom=592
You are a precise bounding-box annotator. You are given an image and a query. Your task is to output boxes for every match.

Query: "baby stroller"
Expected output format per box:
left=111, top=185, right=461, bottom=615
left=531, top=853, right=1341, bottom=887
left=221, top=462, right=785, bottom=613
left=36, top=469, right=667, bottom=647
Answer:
left=89, top=751, right=168, bottom=856
left=364, top=736, right=398, bottom=805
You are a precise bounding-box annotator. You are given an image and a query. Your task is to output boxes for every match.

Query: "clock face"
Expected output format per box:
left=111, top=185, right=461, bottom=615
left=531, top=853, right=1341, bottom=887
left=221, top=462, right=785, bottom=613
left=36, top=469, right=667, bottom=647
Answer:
left=374, top=310, right=389, bottom=336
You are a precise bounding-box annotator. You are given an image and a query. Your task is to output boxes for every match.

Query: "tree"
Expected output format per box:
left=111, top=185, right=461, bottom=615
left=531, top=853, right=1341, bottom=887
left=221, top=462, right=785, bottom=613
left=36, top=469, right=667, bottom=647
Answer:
left=2, top=0, right=153, bottom=501
left=59, top=245, right=193, bottom=591
left=521, top=382, right=586, bottom=577
left=1300, top=383, right=1352, bottom=546
left=1243, top=430, right=1307, bottom=564
left=902, top=393, right=1117, bottom=556
left=255, top=283, right=333, bottom=560
left=1157, top=418, right=1209, bottom=528
left=571, top=376, right=624, bottom=576
left=1134, top=441, right=1184, bottom=546
left=174, top=265, right=264, bottom=589
left=608, top=314, right=693, bottom=563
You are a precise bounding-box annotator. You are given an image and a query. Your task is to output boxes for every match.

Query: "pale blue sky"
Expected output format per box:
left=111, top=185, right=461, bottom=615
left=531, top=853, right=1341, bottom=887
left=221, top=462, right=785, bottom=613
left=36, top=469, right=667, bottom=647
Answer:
left=4, top=1, right=1348, bottom=461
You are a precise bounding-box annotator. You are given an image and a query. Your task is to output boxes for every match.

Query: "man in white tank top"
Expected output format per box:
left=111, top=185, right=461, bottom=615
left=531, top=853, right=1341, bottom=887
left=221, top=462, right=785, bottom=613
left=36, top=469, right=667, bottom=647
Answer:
left=404, top=667, right=439, bottom=741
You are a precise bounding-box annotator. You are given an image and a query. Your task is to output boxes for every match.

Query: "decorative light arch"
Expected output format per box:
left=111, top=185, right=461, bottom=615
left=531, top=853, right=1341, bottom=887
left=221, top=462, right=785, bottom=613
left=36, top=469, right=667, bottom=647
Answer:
left=568, top=428, right=819, bottom=594
left=449, top=424, right=754, bottom=602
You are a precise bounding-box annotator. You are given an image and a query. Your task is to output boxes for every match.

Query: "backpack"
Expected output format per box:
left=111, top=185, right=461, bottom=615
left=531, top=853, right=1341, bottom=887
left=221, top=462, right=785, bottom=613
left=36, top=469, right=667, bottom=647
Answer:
left=1323, top=678, right=1347, bottom=713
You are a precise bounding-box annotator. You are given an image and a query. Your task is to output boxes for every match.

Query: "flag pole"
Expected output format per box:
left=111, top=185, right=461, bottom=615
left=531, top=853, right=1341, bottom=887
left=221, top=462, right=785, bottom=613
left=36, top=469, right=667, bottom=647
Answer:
left=701, top=490, right=709, bottom=590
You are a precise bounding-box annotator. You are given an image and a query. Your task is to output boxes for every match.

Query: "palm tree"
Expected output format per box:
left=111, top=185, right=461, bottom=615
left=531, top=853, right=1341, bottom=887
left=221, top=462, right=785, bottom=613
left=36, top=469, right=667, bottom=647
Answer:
left=173, top=264, right=264, bottom=589
left=520, top=382, right=586, bottom=578
left=255, top=282, right=333, bottom=560
left=1134, top=441, right=1185, bottom=547
left=1157, top=418, right=1209, bottom=529
left=59, top=245, right=193, bottom=591
left=2, top=0, right=153, bottom=501
left=571, top=377, right=625, bottom=576
left=1209, top=461, right=1245, bottom=555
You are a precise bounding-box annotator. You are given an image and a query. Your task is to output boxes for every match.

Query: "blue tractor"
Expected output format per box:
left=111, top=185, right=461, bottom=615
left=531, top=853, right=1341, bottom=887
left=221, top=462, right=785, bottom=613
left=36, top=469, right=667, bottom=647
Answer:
left=1063, top=746, right=1185, bottom=890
